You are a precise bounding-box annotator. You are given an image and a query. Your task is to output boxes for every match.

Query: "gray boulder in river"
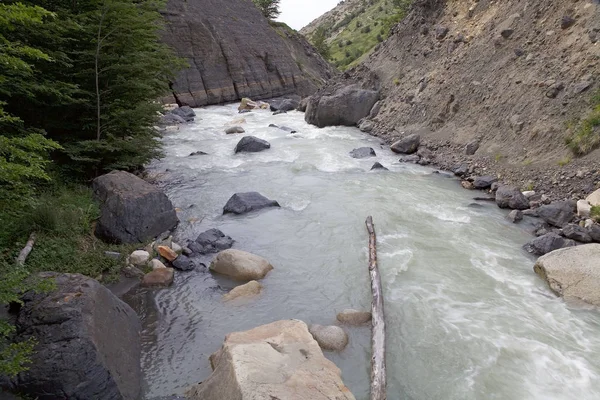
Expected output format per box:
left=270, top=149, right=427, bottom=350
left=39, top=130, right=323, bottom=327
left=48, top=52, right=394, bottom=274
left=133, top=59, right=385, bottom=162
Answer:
left=3, top=273, right=141, bottom=399
left=536, top=201, right=575, bottom=227
left=234, top=136, right=271, bottom=153
left=495, top=185, right=530, bottom=210
left=305, top=85, right=379, bottom=128
left=534, top=244, right=600, bottom=306
left=93, top=171, right=178, bottom=243
left=269, top=97, right=300, bottom=112
left=185, top=320, right=355, bottom=399
left=349, top=147, right=376, bottom=158
left=523, top=232, right=576, bottom=256
left=390, top=134, right=421, bottom=155
left=189, top=228, right=234, bottom=254
left=223, top=192, right=280, bottom=215
left=170, top=105, right=195, bottom=122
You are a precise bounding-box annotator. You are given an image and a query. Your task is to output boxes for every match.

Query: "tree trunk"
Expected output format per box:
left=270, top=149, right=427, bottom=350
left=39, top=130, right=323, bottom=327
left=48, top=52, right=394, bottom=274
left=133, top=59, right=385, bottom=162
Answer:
left=365, top=216, right=386, bottom=400
left=95, top=9, right=108, bottom=141
left=16, top=233, right=36, bottom=266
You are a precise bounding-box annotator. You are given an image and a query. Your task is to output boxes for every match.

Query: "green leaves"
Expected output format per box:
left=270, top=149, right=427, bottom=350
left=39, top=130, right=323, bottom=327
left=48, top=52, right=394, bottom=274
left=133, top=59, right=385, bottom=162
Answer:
left=252, top=0, right=281, bottom=20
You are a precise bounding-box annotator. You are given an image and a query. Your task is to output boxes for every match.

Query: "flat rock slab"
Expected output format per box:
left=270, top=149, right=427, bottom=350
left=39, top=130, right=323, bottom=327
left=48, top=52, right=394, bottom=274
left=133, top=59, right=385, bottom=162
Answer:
left=186, top=320, right=355, bottom=400
left=210, top=249, right=273, bottom=281
left=223, top=192, right=280, bottom=215
left=534, top=244, right=600, bottom=306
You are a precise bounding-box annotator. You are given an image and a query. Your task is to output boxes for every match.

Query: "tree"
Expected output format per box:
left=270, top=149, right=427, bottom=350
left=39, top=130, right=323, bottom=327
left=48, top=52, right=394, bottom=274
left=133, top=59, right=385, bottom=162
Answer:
left=252, top=0, right=281, bottom=20
left=312, top=27, right=330, bottom=60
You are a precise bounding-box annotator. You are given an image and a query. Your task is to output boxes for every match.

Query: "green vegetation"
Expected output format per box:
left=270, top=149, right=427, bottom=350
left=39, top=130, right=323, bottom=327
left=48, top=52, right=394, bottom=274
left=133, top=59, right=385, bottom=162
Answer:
left=591, top=205, right=600, bottom=222
left=312, top=27, right=331, bottom=60
left=566, top=91, right=600, bottom=156
left=557, top=156, right=571, bottom=167
left=308, top=0, right=412, bottom=70
left=0, top=0, right=182, bottom=376
left=252, top=0, right=281, bottom=20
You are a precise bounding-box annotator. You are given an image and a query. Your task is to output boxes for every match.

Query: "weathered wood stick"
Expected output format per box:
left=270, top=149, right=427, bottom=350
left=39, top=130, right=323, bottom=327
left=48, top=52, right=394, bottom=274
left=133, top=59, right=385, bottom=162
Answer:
left=365, top=216, right=386, bottom=400
left=16, top=233, right=36, bottom=266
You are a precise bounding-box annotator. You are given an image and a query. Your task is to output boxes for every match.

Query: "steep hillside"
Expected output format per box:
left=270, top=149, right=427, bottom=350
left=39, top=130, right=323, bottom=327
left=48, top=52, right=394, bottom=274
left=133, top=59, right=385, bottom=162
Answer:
left=160, top=0, right=335, bottom=107
left=323, top=0, right=600, bottom=199
left=301, top=0, right=409, bottom=70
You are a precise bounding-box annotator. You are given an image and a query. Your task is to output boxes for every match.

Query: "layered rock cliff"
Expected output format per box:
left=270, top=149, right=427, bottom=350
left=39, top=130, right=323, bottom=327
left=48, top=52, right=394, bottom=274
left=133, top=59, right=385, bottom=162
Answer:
left=161, top=0, right=335, bottom=107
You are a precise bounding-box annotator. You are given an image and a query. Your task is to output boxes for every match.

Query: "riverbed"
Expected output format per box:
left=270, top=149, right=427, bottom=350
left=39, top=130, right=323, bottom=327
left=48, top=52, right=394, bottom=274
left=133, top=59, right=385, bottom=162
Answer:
left=134, top=104, right=600, bottom=399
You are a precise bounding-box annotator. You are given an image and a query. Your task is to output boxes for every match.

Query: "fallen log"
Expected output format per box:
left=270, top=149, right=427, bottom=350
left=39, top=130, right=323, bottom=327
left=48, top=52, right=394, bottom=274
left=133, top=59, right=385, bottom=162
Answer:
left=16, top=233, right=36, bottom=266
left=365, top=216, right=386, bottom=400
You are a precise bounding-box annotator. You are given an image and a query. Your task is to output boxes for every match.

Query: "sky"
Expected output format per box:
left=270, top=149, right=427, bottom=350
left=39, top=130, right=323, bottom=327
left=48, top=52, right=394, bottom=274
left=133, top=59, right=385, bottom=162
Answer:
left=277, top=0, right=339, bottom=30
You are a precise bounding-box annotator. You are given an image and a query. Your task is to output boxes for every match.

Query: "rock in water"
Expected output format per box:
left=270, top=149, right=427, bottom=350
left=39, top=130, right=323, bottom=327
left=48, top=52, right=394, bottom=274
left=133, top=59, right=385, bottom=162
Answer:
left=92, top=171, right=178, bottom=244
left=191, top=228, right=234, bottom=254
left=523, top=232, right=576, bottom=256
left=223, top=192, right=280, bottom=215
left=141, top=268, right=174, bottom=288
left=172, top=255, right=194, bottom=271
left=185, top=320, right=355, bottom=399
left=308, top=325, right=349, bottom=351
left=225, top=126, right=245, bottom=134
left=495, top=185, right=530, bottom=210
left=210, top=249, right=273, bottom=280
left=223, top=280, right=263, bottom=301
left=5, top=273, right=141, bottom=399
left=536, top=201, right=575, bottom=227
left=534, top=244, right=600, bottom=306
left=371, top=162, right=388, bottom=171
left=336, top=309, right=372, bottom=325
left=390, top=134, right=421, bottom=154
left=170, top=106, right=195, bottom=122
left=507, top=209, right=523, bottom=223
left=234, top=136, right=271, bottom=153
left=269, top=97, right=299, bottom=112
left=305, top=85, right=379, bottom=128
left=349, top=147, right=376, bottom=158
left=473, top=175, right=498, bottom=189
left=562, top=224, right=592, bottom=243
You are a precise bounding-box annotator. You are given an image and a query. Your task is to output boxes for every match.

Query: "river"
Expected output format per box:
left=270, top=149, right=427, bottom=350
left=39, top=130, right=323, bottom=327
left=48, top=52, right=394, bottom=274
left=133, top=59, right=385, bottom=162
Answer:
left=132, top=104, right=600, bottom=399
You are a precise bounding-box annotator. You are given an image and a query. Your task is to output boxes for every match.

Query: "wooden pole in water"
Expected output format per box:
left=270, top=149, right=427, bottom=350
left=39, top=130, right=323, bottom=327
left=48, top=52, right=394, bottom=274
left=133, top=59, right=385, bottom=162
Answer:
left=365, top=216, right=386, bottom=400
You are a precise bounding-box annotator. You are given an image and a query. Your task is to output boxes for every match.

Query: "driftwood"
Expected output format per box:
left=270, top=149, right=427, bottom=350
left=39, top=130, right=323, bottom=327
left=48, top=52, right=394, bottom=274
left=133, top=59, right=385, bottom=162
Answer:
left=16, top=233, right=36, bottom=266
left=365, top=216, right=386, bottom=400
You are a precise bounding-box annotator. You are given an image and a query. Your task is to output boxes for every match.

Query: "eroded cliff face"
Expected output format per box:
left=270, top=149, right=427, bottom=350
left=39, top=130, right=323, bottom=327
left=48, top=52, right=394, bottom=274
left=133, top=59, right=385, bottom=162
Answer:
left=161, top=0, right=335, bottom=107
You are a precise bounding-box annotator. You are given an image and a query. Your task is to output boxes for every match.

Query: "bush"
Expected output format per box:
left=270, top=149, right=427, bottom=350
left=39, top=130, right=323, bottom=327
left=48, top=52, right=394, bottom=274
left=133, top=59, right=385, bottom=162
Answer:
left=591, top=205, right=600, bottom=222
left=566, top=91, right=600, bottom=156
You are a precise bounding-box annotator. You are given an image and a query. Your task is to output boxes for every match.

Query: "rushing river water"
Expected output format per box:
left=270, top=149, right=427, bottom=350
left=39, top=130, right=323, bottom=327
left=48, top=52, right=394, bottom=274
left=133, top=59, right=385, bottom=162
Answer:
left=133, top=104, right=600, bottom=399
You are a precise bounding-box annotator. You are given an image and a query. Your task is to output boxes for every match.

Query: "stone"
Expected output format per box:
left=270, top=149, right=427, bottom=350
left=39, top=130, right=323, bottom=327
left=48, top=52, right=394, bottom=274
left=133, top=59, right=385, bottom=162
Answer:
left=92, top=171, right=178, bottom=244
left=273, top=110, right=287, bottom=115
left=500, top=29, right=514, bottom=39
left=172, top=255, right=194, bottom=271
left=561, top=15, right=576, bottom=30
left=435, top=26, right=449, bottom=40
left=308, top=325, right=349, bottom=352
left=129, top=250, right=150, bottom=267
left=473, top=175, right=498, bottom=190
left=461, top=181, right=474, bottom=190
left=185, top=320, right=355, bottom=400
left=390, top=134, right=421, bottom=154
left=336, top=309, right=372, bottom=326
left=210, top=249, right=273, bottom=280
left=523, top=233, right=576, bottom=256
left=349, top=147, right=376, bottom=158
left=222, top=280, right=263, bottom=301
left=370, top=162, right=388, bottom=171
left=586, top=189, right=600, bottom=206
left=495, top=185, right=530, bottom=210
left=546, top=82, right=565, bottom=98
left=269, top=98, right=299, bottom=112
left=369, top=101, right=382, bottom=118
left=465, top=140, right=479, bottom=155
left=4, top=273, right=141, bottom=399
left=234, top=136, right=271, bottom=153
left=171, top=106, right=195, bottom=122
left=577, top=200, right=592, bottom=217
left=358, top=120, right=374, bottom=132
left=507, top=210, right=523, bottom=223
left=223, top=192, right=280, bottom=215
left=534, top=244, right=600, bottom=306
left=171, top=242, right=183, bottom=254
left=159, top=113, right=186, bottom=126
left=453, top=163, right=469, bottom=176
left=399, top=154, right=421, bottom=163
left=522, top=191, right=536, bottom=199
left=149, top=258, right=167, bottom=270
left=269, top=124, right=297, bottom=133
left=225, top=126, right=245, bottom=134
left=589, top=224, right=600, bottom=243
left=305, top=85, right=379, bottom=128
left=297, top=97, right=309, bottom=112
left=189, top=151, right=208, bottom=156
left=122, top=265, right=145, bottom=279
left=192, top=228, right=235, bottom=254
left=141, top=268, right=174, bottom=288
left=537, top=201, right=575, bottom=227
left=585, top=219, right=595, bottom=229
left=562, top=224, right=592, bottom=243
left=158, top=245, right=178, bottom=262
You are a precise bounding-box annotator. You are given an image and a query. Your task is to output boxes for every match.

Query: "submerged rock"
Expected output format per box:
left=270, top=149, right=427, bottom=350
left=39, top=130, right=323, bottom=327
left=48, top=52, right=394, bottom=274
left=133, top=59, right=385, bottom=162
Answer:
left=336, top=309, right=372, bottom=325
left=349, top=147, right=376, bottom=158
left=186, top=320, right=355, bottom=399
left=225, top=126, right=245, bottom=134
left=4, top=273, right=141, bottom=399
left=309, top=324, right=349, bottom=351
left=210, top=249, right=273, bottom=280
left=534, top=244, right=600, bottom=306
left=268, top=124, right=297, bottom=133
left=223, top=280, right=263, bottom=301
left=223, top=192, right=280, bottom=215
left=141, top=268, right=174, bottom=288
left=189, top=150, right=208, bottom=156
left=370, top=162, right=388, bottom=171
left=234, top=136, right=271, bottom=153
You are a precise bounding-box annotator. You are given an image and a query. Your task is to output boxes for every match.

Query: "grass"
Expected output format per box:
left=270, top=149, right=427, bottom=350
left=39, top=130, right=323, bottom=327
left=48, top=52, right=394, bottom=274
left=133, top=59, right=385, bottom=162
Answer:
left=557, top=156, right=571, bottom=167
left=592, top=205, right=600, bottom=222
left=494, top=153, right=504, bottom=162
left=566, top=90, right=600, bottom=155
left=523, top=182, right=535, bottom=191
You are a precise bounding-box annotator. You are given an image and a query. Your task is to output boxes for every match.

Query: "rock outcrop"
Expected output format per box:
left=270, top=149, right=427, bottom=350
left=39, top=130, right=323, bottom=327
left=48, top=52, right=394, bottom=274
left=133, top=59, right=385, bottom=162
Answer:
left=186, top=320, right=355, bottom=399
left=93, top=171, right=178, bottom=244
left=3, top=273, right=141, bottom=400
left=534, top=244, right=600, bottom=306
left=160, top=0, right=335, bottom=107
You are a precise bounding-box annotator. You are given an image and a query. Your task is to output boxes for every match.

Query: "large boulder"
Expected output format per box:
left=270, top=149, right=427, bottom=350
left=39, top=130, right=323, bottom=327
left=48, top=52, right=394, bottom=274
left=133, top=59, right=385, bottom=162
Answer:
left=562, top=224, right=592, bottom=243
left=473, top=175, right=498, bottom=190
left=234, top=136, right=271, bottom=153
left=349, top=147, right=376, bottom=158
left=269, top=97, right=300, bottom=112
left=210, top=249, right=273, bottom=280
left=223, top=192, right=280, bottom=215
left=537, top=201, right=575, bottom=227
left=92, top=171, right=178, bottom=244
left=3, top=273, right=141, bottom=400
left=189, top=228, right=234, bottom=254
left=534, top=244, right=600, bottom=306
left=390, top=134, right=421, bottom=154
left=495, top=185, right=530, bottom=210
left=586, top=189, right=600, bottom=206
left=186, top=320, right=355, bottom=400
left=170, top=106, right=196, bottom=122
left=589, top=224, right=600, bottom=243
left=305, top=85, right=379, bottom=128
left=523, top=232, right=576, bottom=256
